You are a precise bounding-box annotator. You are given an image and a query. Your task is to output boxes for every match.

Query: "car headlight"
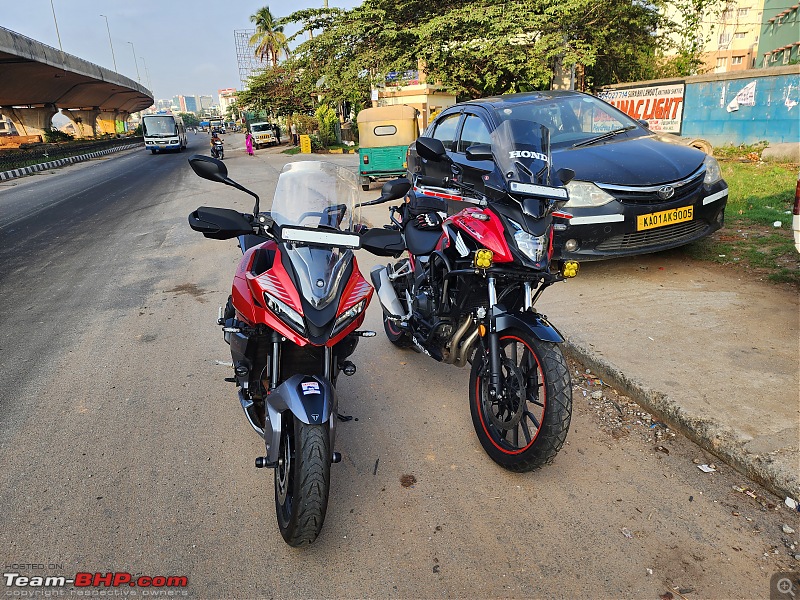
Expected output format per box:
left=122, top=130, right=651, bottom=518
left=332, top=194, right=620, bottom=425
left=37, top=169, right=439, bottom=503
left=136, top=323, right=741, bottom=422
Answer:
left=332, top=299, right=366, bottom=337
left=564, top=181, right=615, bottom=207
left=264, top=292, right=305, bottom=335
left=703, top=155, right=722, bottom=185
left=508, top=219, right=547, bottom=263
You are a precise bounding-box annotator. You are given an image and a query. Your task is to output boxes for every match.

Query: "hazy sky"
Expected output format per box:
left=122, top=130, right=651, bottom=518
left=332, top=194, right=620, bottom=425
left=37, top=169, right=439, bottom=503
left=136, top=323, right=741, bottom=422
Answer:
left=3, top=0, right=361, bottom=101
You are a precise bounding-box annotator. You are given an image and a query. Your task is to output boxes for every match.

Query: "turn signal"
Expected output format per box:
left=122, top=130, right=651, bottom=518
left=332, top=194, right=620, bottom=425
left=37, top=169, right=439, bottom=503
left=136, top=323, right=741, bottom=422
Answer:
left=474, top=249, right=494, bottom=269
left=561, top=260, right=580, bottom=278
left=478, top=324, right=486, bottom=337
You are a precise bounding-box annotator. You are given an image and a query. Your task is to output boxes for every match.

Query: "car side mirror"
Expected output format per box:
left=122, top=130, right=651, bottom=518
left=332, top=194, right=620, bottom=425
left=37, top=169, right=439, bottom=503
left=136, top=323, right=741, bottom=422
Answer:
left=638, top=119, right=650, bottom=129
left=556, top=168, right=575, bottom=185
left=415, top=136, right=447, bottom=162
left=465, top=144, right=492, bottom=161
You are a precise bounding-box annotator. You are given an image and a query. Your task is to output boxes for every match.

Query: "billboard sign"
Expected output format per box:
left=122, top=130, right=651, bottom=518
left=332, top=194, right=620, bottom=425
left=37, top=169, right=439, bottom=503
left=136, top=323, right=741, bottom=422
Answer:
left=597, top=83, right=685, bottom=134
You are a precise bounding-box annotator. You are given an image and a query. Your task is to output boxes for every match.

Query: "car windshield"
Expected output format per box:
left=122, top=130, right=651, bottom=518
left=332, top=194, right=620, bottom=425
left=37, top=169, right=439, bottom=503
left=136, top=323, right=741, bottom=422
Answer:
left=142, top=117, right=177, bottom=136
left=491, top=95, right=644, bottom=150
left=251, top=124, right=271, bottom=133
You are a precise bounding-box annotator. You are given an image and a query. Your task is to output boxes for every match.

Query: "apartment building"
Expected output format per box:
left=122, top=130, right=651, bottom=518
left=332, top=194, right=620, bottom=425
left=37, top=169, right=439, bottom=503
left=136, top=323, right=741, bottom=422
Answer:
left=758, top=0, right=800, bottom=67
left=700, top=0, right=765, bottom=73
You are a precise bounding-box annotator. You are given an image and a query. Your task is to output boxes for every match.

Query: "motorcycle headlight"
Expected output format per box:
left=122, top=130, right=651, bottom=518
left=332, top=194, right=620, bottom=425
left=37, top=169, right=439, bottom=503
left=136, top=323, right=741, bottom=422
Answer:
left=332, top=299, right=366, bottom=337
left=264, top=292, right=305, bottom=335
left=509, top=219, right=547, bottom=264
left=703, top=155, right=722, bottom=185
left=564, top=181, right=615, bottom=208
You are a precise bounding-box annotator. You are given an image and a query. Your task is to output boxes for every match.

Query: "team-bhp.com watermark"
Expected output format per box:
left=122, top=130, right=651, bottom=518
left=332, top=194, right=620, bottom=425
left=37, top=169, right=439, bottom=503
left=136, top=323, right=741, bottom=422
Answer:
left=4, top=568, right=188, bottom=597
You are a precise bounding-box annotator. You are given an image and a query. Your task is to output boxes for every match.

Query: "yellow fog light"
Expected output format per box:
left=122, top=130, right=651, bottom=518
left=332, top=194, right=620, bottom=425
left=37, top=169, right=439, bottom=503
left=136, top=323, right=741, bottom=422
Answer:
left=561, top=260, right=579, bottom=278
left=474, top=249, right=494, bottom=269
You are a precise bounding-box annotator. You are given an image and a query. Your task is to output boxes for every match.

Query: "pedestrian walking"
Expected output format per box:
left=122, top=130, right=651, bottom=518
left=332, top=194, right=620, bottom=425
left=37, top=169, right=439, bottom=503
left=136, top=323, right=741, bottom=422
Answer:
left=273, top=123, right=281, bottom=144
left=245, top=131, right=254, bottom=156
left=291, top=122, right=298, bottom=145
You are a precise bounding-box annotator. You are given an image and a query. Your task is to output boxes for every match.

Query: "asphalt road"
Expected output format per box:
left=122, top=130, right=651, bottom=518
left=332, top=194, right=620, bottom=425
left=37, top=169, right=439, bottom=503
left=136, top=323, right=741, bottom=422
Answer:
left=0, top=136, right=796, bottom=599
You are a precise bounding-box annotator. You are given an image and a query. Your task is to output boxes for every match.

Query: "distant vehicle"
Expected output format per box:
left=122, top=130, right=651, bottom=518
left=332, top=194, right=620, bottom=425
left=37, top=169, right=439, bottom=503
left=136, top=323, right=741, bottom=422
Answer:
left=356, top=105, right=419, bottom=191
left=142, top=114, right=187, bottom=154
left=209, top=118, right=224, bottom=133
left=249, top=122, right=277, bottom=149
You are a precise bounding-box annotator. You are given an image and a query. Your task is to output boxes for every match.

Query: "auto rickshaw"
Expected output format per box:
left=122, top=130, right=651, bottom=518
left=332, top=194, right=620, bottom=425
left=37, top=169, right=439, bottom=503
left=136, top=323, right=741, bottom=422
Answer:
left=356, top=105, right=419, bottom=190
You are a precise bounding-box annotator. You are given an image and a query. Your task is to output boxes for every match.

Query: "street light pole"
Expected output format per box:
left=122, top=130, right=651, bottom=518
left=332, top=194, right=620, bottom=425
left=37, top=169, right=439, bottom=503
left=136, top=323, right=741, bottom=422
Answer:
left=139, top=56, right=152, bottom=94
left=100, top=15, right=117, bottom=72
left=127, top=41, right=141, bottom=82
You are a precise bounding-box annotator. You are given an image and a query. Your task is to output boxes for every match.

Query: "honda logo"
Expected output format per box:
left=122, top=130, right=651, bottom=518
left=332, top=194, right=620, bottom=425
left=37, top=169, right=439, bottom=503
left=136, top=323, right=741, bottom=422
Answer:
left=657, top=185, right=675, bottom=200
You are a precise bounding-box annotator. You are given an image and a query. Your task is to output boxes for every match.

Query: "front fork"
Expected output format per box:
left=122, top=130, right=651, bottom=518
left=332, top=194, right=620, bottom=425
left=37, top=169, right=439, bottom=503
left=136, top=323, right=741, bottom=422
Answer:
left=487, top=277, right=502, bottom=399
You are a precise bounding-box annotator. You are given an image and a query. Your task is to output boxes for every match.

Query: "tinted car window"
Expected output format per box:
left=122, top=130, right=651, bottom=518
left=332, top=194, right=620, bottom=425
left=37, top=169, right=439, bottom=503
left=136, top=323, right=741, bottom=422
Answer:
left=458, top=114, right=491, bottom=152
left=432, top=113, right=461, bottom=152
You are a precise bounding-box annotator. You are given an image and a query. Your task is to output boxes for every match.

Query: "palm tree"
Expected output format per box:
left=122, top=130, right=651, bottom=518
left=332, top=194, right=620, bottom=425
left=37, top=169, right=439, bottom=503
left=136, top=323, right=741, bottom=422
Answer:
left=249, top=6, right=289, bottom=67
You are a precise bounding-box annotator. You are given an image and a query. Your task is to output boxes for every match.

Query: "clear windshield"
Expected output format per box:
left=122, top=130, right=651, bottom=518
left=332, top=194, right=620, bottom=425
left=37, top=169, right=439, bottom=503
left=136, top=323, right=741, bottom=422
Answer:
left=142, top=116, right=177, bottom=137
left=269, top=161, right=362, bottom=310
left=489, top=119, right=551, bottom=186
left=250, top=123, right=272, bottom=133
left=270, top=161, right=361, bottom=233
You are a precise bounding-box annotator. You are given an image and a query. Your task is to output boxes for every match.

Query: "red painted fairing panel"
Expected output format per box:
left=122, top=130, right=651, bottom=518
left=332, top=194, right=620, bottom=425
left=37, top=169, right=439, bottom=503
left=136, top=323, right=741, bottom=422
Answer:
left=445, top=207, right=514, bottom=262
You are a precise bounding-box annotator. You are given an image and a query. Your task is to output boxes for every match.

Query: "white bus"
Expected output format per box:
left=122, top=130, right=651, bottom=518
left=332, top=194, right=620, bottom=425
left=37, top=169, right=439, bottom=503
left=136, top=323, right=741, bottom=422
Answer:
left=142, top=114, right=187, bottom=154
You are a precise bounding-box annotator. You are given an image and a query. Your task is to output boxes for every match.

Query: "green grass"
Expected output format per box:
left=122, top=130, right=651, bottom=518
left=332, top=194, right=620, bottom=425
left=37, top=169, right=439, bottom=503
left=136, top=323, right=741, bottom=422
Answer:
left=683, top=160, right=798, bottom=286
left=282, top=147, right=301, bottom=155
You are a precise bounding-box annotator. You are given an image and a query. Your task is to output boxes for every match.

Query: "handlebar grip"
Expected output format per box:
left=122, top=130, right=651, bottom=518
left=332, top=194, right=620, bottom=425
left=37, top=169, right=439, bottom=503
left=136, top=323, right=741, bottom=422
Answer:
left=416, top=175, right=447, bottom=188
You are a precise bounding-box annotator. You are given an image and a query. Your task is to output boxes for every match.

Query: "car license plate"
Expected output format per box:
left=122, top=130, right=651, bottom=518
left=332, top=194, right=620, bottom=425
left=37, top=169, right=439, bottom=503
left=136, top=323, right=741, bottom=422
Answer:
left=637, top=206, right=693, bottom=231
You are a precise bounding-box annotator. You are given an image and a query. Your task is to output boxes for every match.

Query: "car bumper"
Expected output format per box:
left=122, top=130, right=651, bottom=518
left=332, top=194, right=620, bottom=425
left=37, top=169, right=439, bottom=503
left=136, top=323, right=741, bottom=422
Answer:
left=553, top=182, right=728, bottom=261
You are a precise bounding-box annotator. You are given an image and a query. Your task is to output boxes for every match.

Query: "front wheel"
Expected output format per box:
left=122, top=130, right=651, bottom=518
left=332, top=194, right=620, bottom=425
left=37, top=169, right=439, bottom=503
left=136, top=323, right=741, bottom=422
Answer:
left=274, top=415, right=331, bottom=546
left=470, top=329, right=572, bottom=472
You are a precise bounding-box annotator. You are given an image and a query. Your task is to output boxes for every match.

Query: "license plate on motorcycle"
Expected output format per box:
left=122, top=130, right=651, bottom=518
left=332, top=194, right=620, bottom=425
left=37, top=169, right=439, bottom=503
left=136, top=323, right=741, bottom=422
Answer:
left=637, top=206, right=693, bottom=231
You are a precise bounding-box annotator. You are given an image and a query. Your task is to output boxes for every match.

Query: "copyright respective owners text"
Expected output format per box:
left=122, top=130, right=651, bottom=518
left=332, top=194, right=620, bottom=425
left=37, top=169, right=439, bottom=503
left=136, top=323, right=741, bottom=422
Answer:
left=772, top=572, right=800, bottom=600
left=4, top=564, right=190, bottom=598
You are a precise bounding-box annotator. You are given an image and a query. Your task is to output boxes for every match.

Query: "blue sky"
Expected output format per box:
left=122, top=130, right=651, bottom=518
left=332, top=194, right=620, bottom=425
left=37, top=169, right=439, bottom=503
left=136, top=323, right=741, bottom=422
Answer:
left=3, top=0, right=361, bottom=101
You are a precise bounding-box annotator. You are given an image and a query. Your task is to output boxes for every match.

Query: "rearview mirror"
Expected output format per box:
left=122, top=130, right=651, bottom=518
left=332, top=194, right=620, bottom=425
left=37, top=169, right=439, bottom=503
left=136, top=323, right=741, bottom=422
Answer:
left=465, top=144, right=493, bottom=161
left=380, top=178, right=412, bottom=201
left=189, top=154, right=229, bottom=183
left=415, top=137, right=447, bottom=162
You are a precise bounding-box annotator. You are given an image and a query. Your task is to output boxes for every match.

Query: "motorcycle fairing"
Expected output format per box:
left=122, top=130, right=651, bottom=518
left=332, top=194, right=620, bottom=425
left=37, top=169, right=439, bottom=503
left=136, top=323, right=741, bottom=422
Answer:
left=263, top=374, right=337, bottom=464
left=491, top=305, right=565, bottom=343
left=445, top=208, right=514, bottom=263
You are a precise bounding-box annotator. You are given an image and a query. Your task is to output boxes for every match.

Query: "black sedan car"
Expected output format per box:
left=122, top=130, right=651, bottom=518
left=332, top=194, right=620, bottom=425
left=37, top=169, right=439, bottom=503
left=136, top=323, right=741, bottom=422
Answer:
left=407, top=91, right=728, bottom=260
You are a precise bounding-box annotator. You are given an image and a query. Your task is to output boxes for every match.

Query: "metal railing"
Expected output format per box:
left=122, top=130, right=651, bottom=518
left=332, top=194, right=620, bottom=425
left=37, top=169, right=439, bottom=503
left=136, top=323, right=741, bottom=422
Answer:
left=0, top=137, right=142, bottom=172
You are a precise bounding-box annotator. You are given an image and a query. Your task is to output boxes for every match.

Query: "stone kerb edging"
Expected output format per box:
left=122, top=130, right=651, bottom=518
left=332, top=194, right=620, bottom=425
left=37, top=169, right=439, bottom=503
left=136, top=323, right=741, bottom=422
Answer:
left=0, top=143, right=140, bottom=181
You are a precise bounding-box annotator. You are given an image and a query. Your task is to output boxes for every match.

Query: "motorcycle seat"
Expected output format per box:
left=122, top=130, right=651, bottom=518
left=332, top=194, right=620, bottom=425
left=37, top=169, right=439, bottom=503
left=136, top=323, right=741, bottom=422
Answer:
left=404, top=222, right=441, bottom=256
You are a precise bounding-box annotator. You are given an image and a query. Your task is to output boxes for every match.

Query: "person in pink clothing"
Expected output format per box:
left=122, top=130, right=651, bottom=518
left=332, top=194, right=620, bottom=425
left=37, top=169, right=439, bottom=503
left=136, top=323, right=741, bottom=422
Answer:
left=245, top=131, right=254, bottom=156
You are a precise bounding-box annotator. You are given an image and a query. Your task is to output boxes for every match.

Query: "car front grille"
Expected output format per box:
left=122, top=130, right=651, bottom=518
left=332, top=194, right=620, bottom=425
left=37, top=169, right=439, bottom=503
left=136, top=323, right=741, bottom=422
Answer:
left=598, top=168, right=706, bottom=206
left=595, top=219, right=710, bottom=252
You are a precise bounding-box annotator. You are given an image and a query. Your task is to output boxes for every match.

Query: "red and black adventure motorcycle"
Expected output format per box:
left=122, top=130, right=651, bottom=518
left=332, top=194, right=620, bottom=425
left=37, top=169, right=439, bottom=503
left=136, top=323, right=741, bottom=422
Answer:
left=363, top=121, right=580, bottom=472
left=187, top=158, right=409, bottom=546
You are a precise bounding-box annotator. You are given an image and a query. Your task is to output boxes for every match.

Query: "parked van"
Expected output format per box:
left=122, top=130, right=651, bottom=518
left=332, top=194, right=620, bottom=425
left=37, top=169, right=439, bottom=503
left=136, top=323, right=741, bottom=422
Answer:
left=142, top=114, right=187, bottom=154
left=356, top=105, right=419, bottom=190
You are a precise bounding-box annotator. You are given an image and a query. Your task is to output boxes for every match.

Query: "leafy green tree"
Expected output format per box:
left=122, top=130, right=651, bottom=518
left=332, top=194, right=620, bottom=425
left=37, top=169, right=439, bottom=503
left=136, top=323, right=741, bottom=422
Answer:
left=237, top=65, right=314, bottom=117
left=177, top=112, right=200, bottom=127
left=250, top=6, right=289, bottom=66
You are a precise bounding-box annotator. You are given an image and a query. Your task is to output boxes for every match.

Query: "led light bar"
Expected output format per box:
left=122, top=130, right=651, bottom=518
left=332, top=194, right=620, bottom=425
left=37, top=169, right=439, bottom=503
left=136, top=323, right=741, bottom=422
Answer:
left=509, top=182, right=568, bottom=199
left=280, top=227, right=361, bottom=248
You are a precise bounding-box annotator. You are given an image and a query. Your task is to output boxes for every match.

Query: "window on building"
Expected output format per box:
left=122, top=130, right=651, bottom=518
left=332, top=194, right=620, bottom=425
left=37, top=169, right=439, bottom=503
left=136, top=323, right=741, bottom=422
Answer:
left=719, top=33, right=732, bottom=46
left=716, top=57, right=728, bottom=68
left=737, top=8, right=749, bottom=16
left=734, top=32, right=746, bottom=39
left=783, top=50, right=791, bottom=65
left=732, top=56, right=744, bottom=64
left=723, top=9, right=734, bottom=18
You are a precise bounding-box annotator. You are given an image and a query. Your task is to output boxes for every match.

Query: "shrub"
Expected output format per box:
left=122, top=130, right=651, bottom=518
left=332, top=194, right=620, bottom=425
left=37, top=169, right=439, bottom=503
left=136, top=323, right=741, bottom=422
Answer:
left=43, top=128, right=74, bottom=143
left=315, top=105, right=338, bottom=148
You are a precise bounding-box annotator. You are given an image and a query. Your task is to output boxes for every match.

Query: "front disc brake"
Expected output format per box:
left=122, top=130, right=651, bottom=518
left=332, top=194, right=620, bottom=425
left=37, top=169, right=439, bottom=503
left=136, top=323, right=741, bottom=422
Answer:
left=486, top=358, right=526, bottom=430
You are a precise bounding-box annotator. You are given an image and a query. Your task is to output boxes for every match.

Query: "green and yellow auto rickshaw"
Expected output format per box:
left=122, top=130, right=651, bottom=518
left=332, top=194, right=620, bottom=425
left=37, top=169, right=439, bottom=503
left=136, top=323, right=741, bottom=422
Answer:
left=356, top=105, right=419, bottom=191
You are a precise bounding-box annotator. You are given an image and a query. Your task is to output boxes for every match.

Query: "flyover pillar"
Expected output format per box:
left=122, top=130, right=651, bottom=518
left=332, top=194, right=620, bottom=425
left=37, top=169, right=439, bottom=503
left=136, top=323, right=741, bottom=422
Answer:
left=61, top=108, right=100, bottom=138
left=1, top=104, right=58, bottom=138
left=97, top=110, right=123, bottom=135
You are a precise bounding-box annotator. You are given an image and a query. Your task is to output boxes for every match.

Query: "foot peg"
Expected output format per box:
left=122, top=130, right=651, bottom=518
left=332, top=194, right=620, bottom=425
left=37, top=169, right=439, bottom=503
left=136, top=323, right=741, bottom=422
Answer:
left=255, top=457, right=276, bottom=468
left=331, top=452, right=342, bottom=464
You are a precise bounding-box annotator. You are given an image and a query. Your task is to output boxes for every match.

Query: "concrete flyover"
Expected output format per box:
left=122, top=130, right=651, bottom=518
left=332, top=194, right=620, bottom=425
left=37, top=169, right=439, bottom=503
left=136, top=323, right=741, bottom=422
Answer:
left=0, top=26, right=153, bottom=139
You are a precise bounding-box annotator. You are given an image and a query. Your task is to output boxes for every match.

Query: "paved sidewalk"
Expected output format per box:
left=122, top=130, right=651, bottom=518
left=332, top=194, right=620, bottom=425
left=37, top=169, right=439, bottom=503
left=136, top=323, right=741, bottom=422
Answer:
left=536, top=253, right=799, bottom=501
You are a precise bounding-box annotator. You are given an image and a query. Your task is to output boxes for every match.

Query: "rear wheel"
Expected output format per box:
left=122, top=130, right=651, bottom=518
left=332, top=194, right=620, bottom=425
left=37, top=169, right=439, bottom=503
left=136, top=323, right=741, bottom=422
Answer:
left=383, top=314, right=410, bottom=347
left=274, top=414, right=331, bottom=546
left=470, top=329, right=572, bottom=472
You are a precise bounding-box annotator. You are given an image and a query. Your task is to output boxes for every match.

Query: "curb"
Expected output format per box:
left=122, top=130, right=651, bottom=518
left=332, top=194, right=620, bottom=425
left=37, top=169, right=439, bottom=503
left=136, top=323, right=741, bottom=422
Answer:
left=561, top=335, right=799, bottom=502
left=0, top=143, right=141, bottom=182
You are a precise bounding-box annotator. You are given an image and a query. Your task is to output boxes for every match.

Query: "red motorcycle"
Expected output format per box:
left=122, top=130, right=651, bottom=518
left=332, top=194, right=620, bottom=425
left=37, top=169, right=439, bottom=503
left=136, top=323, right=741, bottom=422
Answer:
left=361, top=122, right=580, bottom=472
left=187, top=158, right=409, bottom=546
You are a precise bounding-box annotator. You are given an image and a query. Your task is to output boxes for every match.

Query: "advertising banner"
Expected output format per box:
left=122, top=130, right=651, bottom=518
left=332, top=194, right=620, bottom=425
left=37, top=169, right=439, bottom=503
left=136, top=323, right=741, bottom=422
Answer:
left=597, top=83, right=685, bottom=134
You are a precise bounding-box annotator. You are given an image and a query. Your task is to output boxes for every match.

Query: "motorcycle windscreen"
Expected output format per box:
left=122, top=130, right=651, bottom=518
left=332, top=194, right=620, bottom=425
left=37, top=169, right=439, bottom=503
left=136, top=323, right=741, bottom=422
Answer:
left=490, top=119, right=551, bottom=186
left=270, top=161, right=363, bottom=233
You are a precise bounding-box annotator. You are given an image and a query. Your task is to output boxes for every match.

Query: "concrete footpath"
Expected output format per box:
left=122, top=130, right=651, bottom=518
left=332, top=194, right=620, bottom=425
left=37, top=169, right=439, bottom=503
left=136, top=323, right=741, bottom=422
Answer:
left=536, top=254, right=799, bottom=502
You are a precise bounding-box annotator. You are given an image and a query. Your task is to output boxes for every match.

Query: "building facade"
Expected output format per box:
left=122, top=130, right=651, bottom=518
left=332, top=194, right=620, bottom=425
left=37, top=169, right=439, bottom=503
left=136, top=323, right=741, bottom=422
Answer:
left=699, top=0, right=766, bottom=73
left=758, top=0, right=800, bottom=67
